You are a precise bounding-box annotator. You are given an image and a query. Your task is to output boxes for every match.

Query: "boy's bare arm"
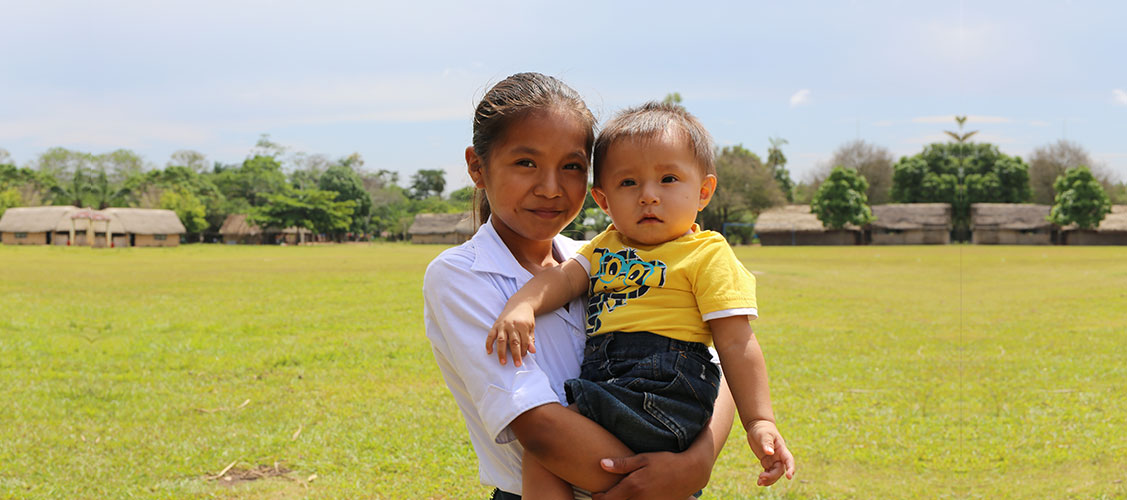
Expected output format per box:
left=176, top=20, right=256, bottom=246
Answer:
left=708, top=315, right=796, bottom=486
left=486, top=258, right=588, bottom=365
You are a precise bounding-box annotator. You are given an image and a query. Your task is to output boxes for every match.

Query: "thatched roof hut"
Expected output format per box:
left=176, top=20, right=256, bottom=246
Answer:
left=870, top=203, right=952, bottom=245
left=219, top=214, right=313, bottom=245
left=755, top=205, right=860, bottom=246
left=102, top=208, right=185, bottom=235
left=0, top=206, right=79, bottom=245
left=1062, top=205, right=1127, bottom=245
left=970, top=203, right=1052, bottom=245
left=408, top=212, right=474, bottom=244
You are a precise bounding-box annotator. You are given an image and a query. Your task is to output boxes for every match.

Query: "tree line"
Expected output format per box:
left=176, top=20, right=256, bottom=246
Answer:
left=0, top=136, right=471, bottom=241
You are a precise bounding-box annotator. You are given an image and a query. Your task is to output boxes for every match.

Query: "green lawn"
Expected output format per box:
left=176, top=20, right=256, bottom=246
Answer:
left=1, top=243, right=1124, bottom=499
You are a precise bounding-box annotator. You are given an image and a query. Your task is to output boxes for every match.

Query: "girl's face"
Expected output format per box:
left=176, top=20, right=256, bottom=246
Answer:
left=467, top=107, right=590, bottom=248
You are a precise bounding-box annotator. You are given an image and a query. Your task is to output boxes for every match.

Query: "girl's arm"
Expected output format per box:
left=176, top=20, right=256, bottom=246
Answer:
left=487, top=258, right=588, bottom=365
left=512, top=379, right=736, bottom=498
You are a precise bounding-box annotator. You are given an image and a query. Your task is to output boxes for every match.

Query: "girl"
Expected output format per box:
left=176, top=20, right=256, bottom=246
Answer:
left=423, top=72, right=736, bottom=499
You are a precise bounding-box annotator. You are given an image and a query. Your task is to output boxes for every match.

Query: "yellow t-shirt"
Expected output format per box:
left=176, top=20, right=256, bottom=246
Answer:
left=575, top=225, right=757, bottom=345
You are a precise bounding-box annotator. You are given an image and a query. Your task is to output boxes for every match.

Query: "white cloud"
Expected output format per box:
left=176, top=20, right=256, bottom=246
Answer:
left=1114, top=89, right=1127, bottom=106
left=789, top=89, right=811, bottom=107
left=911, top=115, right=1012, bottom=124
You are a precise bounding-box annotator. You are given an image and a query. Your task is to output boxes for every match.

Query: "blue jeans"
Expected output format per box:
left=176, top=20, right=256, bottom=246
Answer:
left=564, top=331, right=721, bottom=454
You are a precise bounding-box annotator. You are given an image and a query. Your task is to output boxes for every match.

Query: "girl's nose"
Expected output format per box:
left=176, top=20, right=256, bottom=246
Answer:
left=533, top=170, right=562, bottom=198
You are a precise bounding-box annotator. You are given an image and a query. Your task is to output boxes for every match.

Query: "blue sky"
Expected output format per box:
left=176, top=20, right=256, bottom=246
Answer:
left=2, top=0, right=1125, bottom=192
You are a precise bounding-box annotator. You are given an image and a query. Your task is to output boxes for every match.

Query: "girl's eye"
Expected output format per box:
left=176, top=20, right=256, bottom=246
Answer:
left=662, top=175, right=677, bottom=183
left=516, top=159, right=535, bottom=167
left=620, top=179, right=636, bottom=187
left=563, top=162, right=586, bottom=171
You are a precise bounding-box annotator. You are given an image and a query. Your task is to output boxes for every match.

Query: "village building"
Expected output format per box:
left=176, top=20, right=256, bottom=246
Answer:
left=219, top=214, right=314, bottom=245
left=754, top=205, right=861, bottom=245
left=970, top=203, right=1053, bottom=245
left=1062, top=205, right=1127, bottom=245
left=0, top=206, right=79, bottom=245
left=102, top=208, right=186, bottom=247
left=869, top=203, right=952, bottom=245
left=408, top=212, right=475, bottom=244
left=57, top=208, right=123, bottom=247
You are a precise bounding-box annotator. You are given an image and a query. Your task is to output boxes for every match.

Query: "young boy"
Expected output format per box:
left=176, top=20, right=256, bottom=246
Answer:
left=487, top=102, right=795, bottom=498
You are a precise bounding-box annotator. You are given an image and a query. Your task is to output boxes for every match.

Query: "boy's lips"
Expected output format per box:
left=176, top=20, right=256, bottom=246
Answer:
left=638, top=214, right=663, bottom=224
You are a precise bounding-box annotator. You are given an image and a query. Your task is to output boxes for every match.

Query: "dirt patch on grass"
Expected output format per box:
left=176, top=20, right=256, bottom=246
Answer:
left=206, top=463, right=297, bottom=487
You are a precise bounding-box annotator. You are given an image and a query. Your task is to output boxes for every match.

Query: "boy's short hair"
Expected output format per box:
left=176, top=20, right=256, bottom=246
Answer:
left=592, top=101, right=716, bottom=186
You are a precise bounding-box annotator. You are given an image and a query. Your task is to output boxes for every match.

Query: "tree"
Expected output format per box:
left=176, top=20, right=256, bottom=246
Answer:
left=159, top=187, right=209, bottom=237
left=250, top=188, right=357, bottom=239
left=662, top=92, right=684, bottom=108
left=824, top=140, right=895, bottom=204
left=1028, top=140, right=1095, bottom=205
left=410, top=169, right=446, bottom=199
left=169, top=150, right=210, bottom=174
left=319, top=163, right=372, bottom=237
left=212, top=155, right=287, bottom=207
left=1048, top=166, right=1111, bottom=230
left=891, top=117, right=1030, bottom=237
left=765, top=137, right=794, bottom=202
left=811, top=167, right=874, bottom=229
left=699, top=145, right=785, bottom=232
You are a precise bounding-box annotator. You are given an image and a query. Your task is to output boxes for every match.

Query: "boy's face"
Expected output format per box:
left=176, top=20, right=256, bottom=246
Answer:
left=591, top=127, right=716, bottom=246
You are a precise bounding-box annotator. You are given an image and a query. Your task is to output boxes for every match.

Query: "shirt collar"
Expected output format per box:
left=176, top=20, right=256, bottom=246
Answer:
left=469, top=216, right=579, bottom=279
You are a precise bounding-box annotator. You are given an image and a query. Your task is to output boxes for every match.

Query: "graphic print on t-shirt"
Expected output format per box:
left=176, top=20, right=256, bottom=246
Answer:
left=586, top=247, right=667, bottom=335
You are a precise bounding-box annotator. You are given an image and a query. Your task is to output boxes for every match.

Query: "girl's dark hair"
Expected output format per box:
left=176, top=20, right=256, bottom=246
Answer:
left=471, top=72, right=596, bottom=226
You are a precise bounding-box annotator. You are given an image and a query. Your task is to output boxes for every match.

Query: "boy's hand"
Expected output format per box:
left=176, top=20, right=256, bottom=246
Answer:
left=485, top=303, right=537, bottom=367
left=746, top=420, right=795, bottom=487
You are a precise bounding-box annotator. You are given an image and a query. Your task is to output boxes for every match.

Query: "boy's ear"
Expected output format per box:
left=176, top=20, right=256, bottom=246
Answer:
left=466, top=147, right=486, bottom=188
left=697, top=174, right=717, bottom=211
left=591, top=185, right=612, bottom=217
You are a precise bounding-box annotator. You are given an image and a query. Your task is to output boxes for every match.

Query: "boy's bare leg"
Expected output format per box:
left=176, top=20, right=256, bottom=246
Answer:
left=522, top=449, right=575, bottom=500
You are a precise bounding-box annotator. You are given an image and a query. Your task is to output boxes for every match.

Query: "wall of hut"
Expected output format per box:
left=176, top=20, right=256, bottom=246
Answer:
left=972, top=228, right=1051, bottom=245
left=134, top=234, right=179, bottom=247
left=1064, top=230, right=1127, bottom=245
left=758, top=230, right=858, bottom=246
left=1, top=231, right=49, bottom=245
left=411, top=232, right=470, bottom=245
left=871, top=228, right=950, bottom=245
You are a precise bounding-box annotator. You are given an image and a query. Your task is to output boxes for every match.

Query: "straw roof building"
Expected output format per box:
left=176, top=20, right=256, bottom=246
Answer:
left=0, top=206, right=78, bottom=245
left=1062, top=205, right=1127, bottom=245
left=869, top=203, right=952, bottom=245
left=408, top=212, right=475, bottom=244
left=1, top=206, right=184, bottom=247
left=755, top=205, right=860, bottom=246
left=101, top=208, right=186, bottom=247
left=219, top=214, right=313, bottom=245
left=970, top=203, right=1053, bottom=245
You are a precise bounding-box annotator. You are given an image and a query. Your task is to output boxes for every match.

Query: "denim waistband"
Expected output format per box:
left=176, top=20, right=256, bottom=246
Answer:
left=589, top=331, right=710, bottom=356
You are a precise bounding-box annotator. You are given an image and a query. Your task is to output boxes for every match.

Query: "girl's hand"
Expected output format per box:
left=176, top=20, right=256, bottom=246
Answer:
left=591, top=453, right=707, bottom=500
left=485, top=303, right=536, bottom=366
left=746, top=420, right=796, bottom=486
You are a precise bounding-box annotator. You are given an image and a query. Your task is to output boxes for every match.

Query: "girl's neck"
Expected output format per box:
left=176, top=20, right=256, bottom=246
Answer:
left=492, top=218, right=560, bottom=274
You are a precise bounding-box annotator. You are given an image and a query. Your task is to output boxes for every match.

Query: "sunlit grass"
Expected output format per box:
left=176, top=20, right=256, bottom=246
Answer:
left=0, top=244, right=1124, bottom=499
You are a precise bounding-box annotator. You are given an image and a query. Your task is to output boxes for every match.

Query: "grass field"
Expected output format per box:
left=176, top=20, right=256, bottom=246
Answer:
left=1, top=243, right=1125, bottom=499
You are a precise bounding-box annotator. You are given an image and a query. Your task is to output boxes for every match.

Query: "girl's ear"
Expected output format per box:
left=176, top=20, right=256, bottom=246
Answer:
left=466, top=147, right=486, bottom=188
left=697, top=174, right=717, bottom=211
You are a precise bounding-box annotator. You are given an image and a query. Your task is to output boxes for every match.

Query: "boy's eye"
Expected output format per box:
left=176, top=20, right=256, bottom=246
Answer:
left=662, top=175, right=677, bottom=183
left=620, top=179, right=636, bottom=187
left=516, top=159, right=535, bottom=167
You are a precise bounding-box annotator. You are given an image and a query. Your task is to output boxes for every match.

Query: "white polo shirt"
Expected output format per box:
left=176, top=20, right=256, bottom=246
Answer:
left=423, top=217, right=587, bottom=495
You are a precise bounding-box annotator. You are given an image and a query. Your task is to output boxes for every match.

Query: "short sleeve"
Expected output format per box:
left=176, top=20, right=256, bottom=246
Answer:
left=423, top=255, right=561, bottom=443
left=692, top=237, right=757, bottom=319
